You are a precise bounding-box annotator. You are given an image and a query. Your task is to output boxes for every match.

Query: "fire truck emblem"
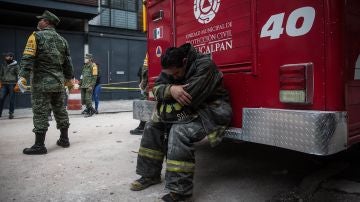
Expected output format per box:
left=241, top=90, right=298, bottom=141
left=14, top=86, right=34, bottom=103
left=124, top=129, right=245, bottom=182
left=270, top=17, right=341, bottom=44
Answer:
left=194, top=0, right=220, bottom=24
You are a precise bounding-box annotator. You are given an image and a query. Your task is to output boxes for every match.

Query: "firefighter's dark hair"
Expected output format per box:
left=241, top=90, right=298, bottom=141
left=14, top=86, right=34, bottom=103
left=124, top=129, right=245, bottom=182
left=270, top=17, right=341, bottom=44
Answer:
left=161, top=46, right=186, bottom=69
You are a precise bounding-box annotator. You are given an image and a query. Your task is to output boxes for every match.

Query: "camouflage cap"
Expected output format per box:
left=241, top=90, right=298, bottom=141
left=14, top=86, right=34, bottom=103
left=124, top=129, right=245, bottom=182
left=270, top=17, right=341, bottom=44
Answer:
left=36, top=10, right=60, bottom=26
left=85, top=53, right=93, bottom=59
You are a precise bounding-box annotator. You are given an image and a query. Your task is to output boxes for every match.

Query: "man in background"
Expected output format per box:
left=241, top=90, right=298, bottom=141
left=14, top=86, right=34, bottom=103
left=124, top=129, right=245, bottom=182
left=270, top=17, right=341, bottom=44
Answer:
left=0, top=52, right=19, bottom=119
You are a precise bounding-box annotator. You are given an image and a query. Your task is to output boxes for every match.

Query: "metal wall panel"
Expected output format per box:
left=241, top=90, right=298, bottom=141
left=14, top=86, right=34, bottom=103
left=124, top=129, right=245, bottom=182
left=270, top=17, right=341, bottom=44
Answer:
left=89, top=34, right=146, bottom=100
left=0, top=26, right=85, bottom=109
left=60, top=32, right=84, bottom=78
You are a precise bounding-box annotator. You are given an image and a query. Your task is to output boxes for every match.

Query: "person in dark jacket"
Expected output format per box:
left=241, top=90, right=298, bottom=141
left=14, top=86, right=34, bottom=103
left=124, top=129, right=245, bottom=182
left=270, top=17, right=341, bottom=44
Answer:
left=0, top=52, right=19, bottom=119
left=130, top=43, right=232, bottom=201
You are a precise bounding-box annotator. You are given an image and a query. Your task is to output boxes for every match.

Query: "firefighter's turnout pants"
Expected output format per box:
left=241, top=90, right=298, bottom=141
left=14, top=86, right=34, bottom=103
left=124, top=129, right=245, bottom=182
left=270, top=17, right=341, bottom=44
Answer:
left=136, top=118, right=206, bottom=195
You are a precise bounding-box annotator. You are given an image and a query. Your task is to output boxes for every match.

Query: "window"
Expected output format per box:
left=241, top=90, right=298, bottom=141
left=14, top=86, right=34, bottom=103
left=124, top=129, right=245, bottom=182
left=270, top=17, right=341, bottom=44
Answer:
left=89, top=0, right=140, bottom=30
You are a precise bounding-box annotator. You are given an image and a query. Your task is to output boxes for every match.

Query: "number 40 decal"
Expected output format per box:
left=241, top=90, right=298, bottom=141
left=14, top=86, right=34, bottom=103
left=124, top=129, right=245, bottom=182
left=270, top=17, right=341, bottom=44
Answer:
left=260, top=6, right=316, bottom=40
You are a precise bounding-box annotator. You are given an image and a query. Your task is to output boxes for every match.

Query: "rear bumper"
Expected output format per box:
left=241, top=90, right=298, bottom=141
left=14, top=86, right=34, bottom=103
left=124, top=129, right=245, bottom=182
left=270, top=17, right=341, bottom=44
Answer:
left=133, top=100, right=348, bottom=155
left=226, top=108, right=348, bottom=155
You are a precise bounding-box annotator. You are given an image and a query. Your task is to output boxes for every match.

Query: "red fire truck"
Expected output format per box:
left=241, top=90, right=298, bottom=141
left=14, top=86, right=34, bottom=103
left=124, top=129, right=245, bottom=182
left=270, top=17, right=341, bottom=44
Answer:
left=133, top=0, right=360, bottom=155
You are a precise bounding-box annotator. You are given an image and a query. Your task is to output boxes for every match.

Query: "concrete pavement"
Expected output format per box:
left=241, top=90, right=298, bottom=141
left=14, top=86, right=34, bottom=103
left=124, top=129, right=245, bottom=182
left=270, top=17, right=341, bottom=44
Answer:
left=1, top=99, right=360, bottom=201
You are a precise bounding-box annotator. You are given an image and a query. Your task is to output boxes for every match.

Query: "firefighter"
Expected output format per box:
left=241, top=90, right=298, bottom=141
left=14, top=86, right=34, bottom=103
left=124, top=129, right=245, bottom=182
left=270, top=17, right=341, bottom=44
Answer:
left=80, top=53, right=97, bottom=117
left=130, top=53, right=149, bottom=135
left=130, top=43, right=232, bottom=201
left=19, top=10, right=74, bottom=155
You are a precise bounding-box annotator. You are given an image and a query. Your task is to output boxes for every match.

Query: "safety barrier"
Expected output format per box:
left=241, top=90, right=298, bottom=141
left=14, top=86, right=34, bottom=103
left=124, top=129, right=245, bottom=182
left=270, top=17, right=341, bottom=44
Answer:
left=67, top=80, right=82, bottom=110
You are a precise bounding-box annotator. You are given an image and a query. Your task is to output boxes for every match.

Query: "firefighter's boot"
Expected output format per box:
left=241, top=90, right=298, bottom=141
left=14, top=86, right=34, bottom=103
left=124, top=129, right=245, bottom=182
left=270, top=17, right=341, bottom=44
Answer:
left=130, top=121, right=146, bottom=135
left=159, top=193, right=193, bottom=202
left=57, top=128, right=70, bottom=148
left=23, top=132, right=47, bottom=155
left=130, top=176, right=161, bottom=191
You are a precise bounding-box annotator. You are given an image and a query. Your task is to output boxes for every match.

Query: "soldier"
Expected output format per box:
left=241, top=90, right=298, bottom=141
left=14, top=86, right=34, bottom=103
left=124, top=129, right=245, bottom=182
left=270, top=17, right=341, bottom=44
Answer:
left=130, top=43, right=232, bottom=201
left=19, top=10, right=74, bottom=155
left=0, top=52, right=19, bottom=119
left=80, top=54, right=97, bottom=117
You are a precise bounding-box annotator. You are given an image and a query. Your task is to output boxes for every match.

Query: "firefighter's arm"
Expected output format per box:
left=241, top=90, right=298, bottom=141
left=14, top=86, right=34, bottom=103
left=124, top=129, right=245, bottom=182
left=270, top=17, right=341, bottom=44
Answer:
left=183, top=59, right=218, bottom=108
left=63, top=40, right=74, bottom=80
left=19, top=32, right=37, bottom=81
left=152, top=72, right=173, bottom=102
left=169, top=84, right=192, bottom=106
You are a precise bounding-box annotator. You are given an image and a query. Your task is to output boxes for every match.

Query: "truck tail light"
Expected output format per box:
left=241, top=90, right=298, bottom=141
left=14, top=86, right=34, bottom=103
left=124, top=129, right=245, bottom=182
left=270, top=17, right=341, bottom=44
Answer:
left=279, top=63, right=313, bottom=104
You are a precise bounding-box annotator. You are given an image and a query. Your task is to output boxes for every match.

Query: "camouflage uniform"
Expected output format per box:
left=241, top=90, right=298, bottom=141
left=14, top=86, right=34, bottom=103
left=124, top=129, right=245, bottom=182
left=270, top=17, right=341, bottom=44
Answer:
left=80, top=56, right=97, bottom=115
left=135, top=44, right=232, bottom=195
left=0, top=57, right=19, bottom=117
left=20, top=10, right=74, bottom=154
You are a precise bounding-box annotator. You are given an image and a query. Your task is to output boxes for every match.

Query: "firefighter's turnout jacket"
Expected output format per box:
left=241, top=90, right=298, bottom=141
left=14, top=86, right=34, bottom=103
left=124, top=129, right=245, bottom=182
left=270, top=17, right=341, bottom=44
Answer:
left=135, top=43, right=232, bottom=195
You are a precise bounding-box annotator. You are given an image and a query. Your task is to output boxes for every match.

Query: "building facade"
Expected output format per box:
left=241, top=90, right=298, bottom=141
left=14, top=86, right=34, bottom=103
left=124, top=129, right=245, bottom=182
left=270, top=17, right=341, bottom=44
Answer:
left=0, top=0, right=146, bottom=108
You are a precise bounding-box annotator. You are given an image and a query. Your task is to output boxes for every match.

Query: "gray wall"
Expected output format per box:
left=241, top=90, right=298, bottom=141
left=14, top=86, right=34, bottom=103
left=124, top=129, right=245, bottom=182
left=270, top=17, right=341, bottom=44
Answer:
left=88, top=33, right=146, bottom=100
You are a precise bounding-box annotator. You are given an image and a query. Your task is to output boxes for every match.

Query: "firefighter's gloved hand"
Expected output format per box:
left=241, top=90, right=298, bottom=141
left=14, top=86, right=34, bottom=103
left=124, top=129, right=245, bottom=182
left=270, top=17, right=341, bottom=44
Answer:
left=17, top=77, right=29, bottom=93
left=64, top=79, right=74, bottom=90
left=0, top=82, right=2, bottom=89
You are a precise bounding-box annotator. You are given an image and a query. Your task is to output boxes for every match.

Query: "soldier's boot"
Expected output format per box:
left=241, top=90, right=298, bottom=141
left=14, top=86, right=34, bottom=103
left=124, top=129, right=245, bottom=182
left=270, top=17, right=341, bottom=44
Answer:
left=56, top=128, right=70, bottom=148
left=84, top=107, right=95, bottom=117
left=81, top=108, right=89, bottom=115
left=23, top=132, right=47, bottom=155
left=130, top=176, right=161, bottom=191
left=90, top=107, right=96, bottom=115
left=89, top=106, right=96, bottom=116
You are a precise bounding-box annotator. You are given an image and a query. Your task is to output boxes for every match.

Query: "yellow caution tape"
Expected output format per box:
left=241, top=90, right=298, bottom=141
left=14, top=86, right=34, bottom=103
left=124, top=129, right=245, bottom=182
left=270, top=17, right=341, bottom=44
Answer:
left=101, top=81, right=139, bottom=86
left=101, top=86, right=140, bottom=90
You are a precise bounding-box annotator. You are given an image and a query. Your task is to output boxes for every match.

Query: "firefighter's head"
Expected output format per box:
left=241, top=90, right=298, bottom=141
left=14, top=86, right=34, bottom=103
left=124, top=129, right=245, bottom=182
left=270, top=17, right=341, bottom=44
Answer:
left=161, top=46, right=188, bottom=80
